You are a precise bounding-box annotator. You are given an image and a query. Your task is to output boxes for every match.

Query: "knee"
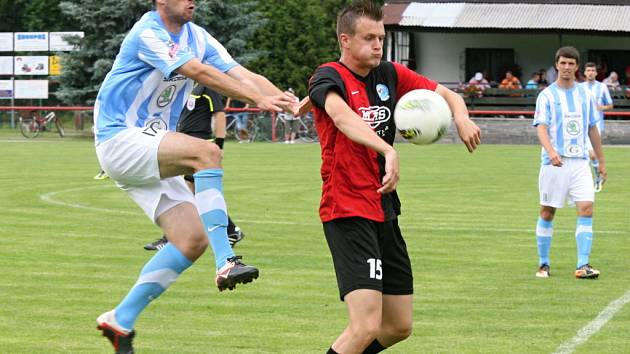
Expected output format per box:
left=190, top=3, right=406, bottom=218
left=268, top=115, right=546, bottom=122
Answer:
left=192, top=141, right=222, bottom=171
left=351, top=317, right=381, bottom=344
left=384, top=321, right=412, bottom=343
left=180, top=232, right=208, bottom=260
left=540, top=208, right=555, bottom=221
left=579, top=205, right=593, bottom=217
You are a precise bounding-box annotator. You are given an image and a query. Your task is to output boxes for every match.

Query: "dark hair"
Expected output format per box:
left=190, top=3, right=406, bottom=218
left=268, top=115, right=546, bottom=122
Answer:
left=336, top=0, right=383, bottom=38
left=555, top=46, right=580, bottom=65
left=584, top=62, right=597, bottom=69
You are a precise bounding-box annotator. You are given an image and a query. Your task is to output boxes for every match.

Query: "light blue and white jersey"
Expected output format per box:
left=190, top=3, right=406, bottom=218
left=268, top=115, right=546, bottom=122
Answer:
left=579, top=80, right=611, bottom=132
left=94, top=11, right=238, bottom=144
left=533, top=82, right=599, bottom=165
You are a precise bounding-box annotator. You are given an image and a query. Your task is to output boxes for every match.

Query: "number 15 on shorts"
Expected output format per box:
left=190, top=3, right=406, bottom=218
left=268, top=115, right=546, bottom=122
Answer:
left=367, top=258, right=382, bottom=280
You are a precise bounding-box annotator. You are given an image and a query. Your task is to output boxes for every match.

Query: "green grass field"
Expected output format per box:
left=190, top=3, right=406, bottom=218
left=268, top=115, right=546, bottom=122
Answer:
left=0, top=128, right=629, bottom=353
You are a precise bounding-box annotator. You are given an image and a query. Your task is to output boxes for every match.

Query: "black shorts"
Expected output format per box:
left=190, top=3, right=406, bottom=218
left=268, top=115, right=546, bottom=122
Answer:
left=323, top=217, right=413, bottom=301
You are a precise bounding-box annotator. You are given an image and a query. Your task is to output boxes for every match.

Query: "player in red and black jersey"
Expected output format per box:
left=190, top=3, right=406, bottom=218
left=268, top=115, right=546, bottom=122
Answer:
left=306, top=1, right=481, bottom=353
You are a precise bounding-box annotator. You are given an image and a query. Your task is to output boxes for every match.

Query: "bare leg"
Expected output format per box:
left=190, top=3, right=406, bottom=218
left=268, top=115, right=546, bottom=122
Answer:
left=332, top=289, right=382, bottom=354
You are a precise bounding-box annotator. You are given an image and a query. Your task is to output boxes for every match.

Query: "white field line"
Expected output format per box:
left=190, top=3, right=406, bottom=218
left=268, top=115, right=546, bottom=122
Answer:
left=39, top=184, right=627, bottom=235
left=553, top=289, right=630, bottom=354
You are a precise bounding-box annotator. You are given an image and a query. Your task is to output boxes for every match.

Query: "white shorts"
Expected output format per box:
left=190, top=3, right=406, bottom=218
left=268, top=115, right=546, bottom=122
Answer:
left=538, top=158, right=594, bottom=208
left=95, top=127, right=195, bottom=222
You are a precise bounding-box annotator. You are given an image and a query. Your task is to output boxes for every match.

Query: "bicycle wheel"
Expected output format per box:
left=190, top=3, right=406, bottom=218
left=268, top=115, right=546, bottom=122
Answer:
left=298, top=116, right=318, bottom=143
left=20, top=118, right=41, bottom=138
left=252, top=113, right=273, bottom=142
left=55, top=117, right=65, bottom=137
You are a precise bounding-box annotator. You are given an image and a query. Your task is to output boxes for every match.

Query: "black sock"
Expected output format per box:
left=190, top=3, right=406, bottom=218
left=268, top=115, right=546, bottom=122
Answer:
left=227, top=216, right=236, bottom=234
left=327, top=348, right=339, bottom=354
left=363, top=339, right=386, bottom=354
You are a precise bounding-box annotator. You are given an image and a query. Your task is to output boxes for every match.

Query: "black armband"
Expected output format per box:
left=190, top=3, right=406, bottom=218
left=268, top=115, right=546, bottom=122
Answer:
left=215, top=137, right=224, bottom=149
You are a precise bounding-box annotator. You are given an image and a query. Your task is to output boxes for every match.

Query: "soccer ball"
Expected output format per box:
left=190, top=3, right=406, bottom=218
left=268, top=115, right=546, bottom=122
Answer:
left=394, top=89, right=452, bottom=145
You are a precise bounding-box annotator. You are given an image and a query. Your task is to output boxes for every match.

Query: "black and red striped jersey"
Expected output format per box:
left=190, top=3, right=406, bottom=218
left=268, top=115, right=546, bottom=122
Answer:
left=309, top=61, right=437, bottom=223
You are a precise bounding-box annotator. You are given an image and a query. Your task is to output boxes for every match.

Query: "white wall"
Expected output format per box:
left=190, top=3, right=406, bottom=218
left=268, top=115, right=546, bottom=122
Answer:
left=412, top=31, right=630, bottom=84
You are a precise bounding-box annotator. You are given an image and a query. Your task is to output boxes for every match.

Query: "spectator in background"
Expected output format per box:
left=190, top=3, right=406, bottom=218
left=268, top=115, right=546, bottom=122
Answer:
left=526, top=72, right=541, bottom=89
left=282, top=88, right=301, bottom=144
left=468, top=72, right=490, bottom=90
left=538, top=69, right=549, bottom=88
left=226, top=97, right=250, bottom=141
left=499, top=71, right=522, bottom=90
left=546, top=64, right=557, bottom=84
left=603, top=71, right=621, bottom=91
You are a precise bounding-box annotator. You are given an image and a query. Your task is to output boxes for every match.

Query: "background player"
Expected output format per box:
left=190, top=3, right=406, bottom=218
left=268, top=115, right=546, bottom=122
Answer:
left=579, top=62, right=613, bottom=192
left=308, top=1, right=481, bottom=353
left=144, top=84, right=245, bottom=251
left=93, top=0, right=296, bottom=352
left=533, top=47, right=607, bottom=280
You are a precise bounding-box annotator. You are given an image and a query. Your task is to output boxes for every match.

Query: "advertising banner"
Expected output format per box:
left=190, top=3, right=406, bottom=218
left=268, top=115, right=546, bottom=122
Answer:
left=14, top=80, right=48, bottom=99
left=14, top=32, right=48, bottom=51
left=14, top=56, right=48, bottom=75
left=0, top=56, right=13, bottom=75
left=49, top=31, right=84, bottom=51
left=0, top=33, right=13, bottom=52
left=49, top=55, right=61, bottom=76
left=0, top=80, right=13, bottom=99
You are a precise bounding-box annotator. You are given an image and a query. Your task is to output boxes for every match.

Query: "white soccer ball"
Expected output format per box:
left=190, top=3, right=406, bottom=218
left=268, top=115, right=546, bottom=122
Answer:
left=394, top=89, right=452, bottom=145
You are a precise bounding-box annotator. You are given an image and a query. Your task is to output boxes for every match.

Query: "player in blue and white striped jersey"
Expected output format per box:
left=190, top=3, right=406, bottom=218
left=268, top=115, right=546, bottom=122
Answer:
left=94, top=1, right=297, bottom=352
left=532, top=46, right=607, bottom=281
left=579, top=62, right=613, bottom=192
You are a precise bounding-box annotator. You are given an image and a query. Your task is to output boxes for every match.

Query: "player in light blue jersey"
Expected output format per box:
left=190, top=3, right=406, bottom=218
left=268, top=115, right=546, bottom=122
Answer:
left=94, top=0, right=297, bottom=352
left=532, top=46, right=607, bottom=281
left=580, top=62, right=613, bottom=192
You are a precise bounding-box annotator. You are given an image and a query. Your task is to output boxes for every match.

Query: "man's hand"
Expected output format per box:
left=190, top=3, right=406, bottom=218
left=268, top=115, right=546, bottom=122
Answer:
left=295, top=97, right=313, bottom=116
left=255, top=92, right=296, bottom=112
left=548, top=150, right=563, bottom=167
left=377, top=147, right=399, bottom=194
left=598, top=161, right=607, bottom=183
left=454, top=117, right=481, bottom=152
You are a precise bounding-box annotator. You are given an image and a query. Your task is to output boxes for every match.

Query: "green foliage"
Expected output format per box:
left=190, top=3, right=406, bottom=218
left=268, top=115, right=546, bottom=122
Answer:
left=0, top=0, right=74, bottom=32
left=248, top=0, right=353, bottom=98
left=56, top=0, right=263, bottom=105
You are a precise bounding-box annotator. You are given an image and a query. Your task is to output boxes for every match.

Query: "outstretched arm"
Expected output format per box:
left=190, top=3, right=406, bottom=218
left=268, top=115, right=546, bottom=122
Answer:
left=435, top=84, right=481, bottom=152
left=176, top=59, right=293, bottom=112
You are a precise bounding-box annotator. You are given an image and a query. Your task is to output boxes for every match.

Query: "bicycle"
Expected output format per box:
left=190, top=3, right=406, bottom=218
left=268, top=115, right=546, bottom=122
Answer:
left=19, top=111, right=65, bottom=138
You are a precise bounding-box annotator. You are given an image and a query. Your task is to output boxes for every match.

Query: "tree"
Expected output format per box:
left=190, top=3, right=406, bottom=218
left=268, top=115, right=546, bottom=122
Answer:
left=56, top=0, right=263, bottom=105
left=248, top=0, right=352, bottom=98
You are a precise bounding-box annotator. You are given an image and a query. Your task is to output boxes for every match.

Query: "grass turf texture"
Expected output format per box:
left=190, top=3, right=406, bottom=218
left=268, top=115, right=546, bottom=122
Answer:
left=0, top=129, right=628, bottom=353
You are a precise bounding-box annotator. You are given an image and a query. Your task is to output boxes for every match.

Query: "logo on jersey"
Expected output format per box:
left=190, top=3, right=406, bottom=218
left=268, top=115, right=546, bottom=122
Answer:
left=167, top=40, right=179, bottom=58
left=376, top=84, right=390, bottom=101
left=359, top=106, right=391, bottom=129
left=566, top=144, right=583, bottom=156
left=186, top=96, right=196, bottom=111
left=157, top=85, right=176, bottom=108
left=142, top=117, right=168, bottom=137
left=566, top=120, right=581, bottom=136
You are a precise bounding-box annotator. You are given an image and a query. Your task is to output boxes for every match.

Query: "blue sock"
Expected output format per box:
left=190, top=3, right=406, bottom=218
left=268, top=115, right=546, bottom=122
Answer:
left=194, top=168, right=234, bottom=270
left=576, top=216, right=593, bottom=268
left=115, top=243, right=192, bottom=330
left=536, top=218, right=553, bottom=266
